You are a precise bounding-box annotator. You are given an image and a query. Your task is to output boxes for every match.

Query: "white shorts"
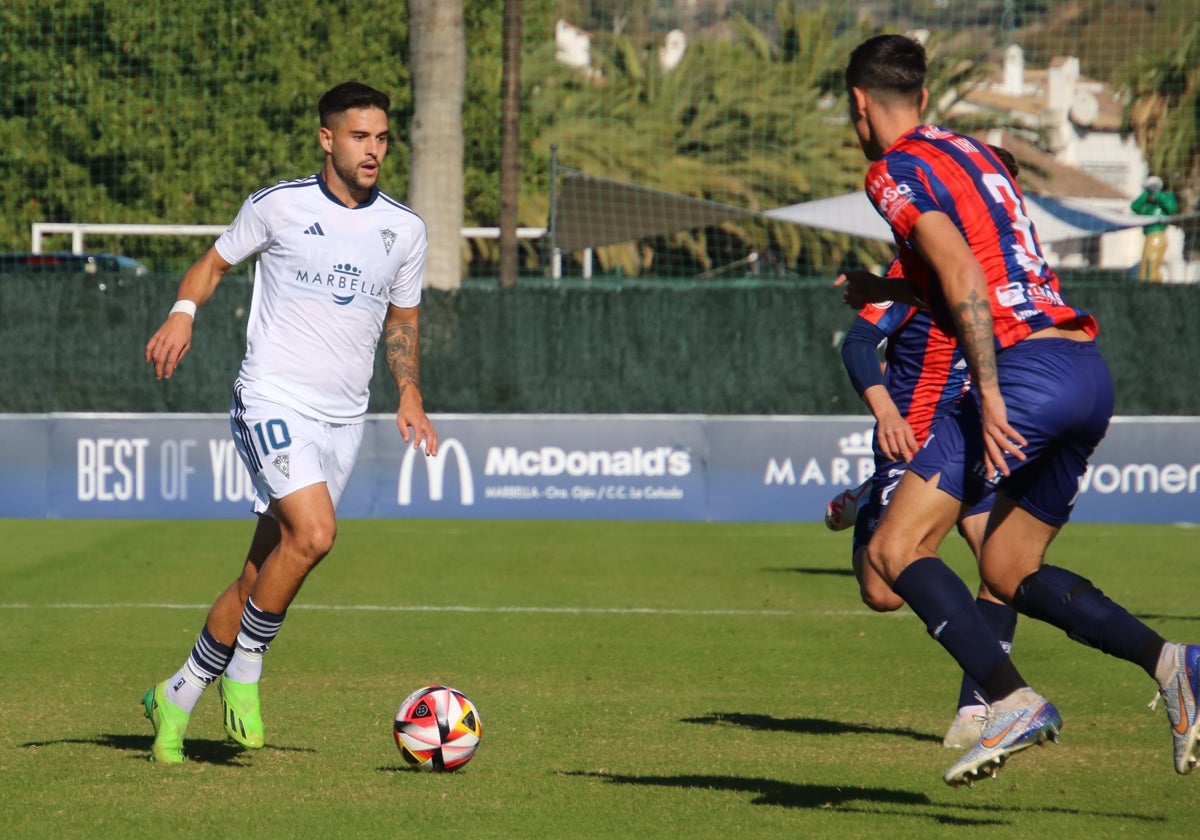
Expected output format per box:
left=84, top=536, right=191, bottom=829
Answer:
left=229, top=381, right=364, bottom=516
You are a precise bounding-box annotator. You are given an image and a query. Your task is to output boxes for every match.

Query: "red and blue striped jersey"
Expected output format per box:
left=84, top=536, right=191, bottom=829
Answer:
left=864, top=126, right=1097, bottom=348
left=854, top=260, right=968, bottom=444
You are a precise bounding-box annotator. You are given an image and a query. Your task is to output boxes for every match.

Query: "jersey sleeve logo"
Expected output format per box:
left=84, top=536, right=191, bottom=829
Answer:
left=868, top=175, right=914, bottom=223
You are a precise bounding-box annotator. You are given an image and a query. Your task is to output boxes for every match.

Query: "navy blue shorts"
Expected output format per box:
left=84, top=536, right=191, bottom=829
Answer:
left=907, top=338, right=1113, bottom=527
left=853, top=457, right=995, bottom=554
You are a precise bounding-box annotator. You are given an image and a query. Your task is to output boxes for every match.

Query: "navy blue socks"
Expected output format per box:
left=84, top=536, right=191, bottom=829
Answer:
left=892, top=556, right=1026, bottom=700
left=1013, top=564, right=1165, bottom=678
left=957, top=597, right=1017, bottom=708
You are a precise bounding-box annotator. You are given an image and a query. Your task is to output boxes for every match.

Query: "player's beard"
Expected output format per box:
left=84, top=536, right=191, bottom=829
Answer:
left=331, top=156, right=379, bottom=198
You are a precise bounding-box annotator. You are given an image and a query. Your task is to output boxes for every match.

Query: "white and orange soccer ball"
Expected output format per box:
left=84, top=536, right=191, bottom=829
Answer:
left=393, top=685, right=482, bottom=772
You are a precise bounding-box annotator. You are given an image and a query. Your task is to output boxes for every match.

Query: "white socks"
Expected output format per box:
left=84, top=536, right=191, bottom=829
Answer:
left=1155, top=642, right=1180, bottom=687
left=164, top=663, right=207, bottom=714
left=224, top=646, right=265, bottom=684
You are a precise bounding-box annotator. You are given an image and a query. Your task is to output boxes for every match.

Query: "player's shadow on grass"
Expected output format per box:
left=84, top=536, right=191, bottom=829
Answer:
left=1136, top=612, right=1200, bottom=623
left=570, top=770, right=932, bottom=811
left=764, top=566, right=855, bottom=577
left=684, top=711, right=941, bottom=744
left=567, top=771, right=1165, bottom=826
left=566, top=771, right=1000, bottom=826
left=21, top=733, right=314, bottom=765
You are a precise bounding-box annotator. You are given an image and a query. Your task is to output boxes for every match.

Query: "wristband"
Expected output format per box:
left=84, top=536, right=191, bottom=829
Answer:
left=169, top=300, right=198, bottom=319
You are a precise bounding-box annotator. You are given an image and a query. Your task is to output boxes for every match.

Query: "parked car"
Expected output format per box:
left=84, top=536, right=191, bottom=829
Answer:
left=0, top=252, right=149, bottom=290
left=0, top=252, right=148, bottom=274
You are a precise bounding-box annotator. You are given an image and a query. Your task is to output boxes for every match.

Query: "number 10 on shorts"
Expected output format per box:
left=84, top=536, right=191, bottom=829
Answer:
left=254, top=419, right=292, bottom=455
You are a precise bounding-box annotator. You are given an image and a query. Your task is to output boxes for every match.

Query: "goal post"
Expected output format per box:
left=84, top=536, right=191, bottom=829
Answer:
left=31, top=222, right=227, bottom=254
left=32, top=222, right=547, bottom=255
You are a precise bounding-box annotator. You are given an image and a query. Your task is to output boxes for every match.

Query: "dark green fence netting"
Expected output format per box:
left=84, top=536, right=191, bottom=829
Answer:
left=1, top=273, right=1196, bottom=416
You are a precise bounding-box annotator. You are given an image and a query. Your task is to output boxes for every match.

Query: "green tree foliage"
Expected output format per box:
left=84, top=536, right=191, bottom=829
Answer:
left=0, top=0, right=411, bottom=266
left=1120, top=20, right=1200, bottom=208
left=6, top=1, right=1162, bottom=280
left=525, top=4, right=875, bottom=274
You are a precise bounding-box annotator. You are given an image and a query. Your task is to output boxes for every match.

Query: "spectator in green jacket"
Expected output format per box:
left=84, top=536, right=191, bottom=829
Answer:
left=1131, top=175, right=1178, bottom=283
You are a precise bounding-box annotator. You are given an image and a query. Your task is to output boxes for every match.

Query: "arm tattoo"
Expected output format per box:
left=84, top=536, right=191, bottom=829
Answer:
left=951, top=290, right=999, bottom=390
left=385, top=323, right=420, bottom=398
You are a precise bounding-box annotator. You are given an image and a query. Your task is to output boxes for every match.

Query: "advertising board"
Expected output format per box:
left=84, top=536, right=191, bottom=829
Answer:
left=1, top=414, right=1196, bottom=524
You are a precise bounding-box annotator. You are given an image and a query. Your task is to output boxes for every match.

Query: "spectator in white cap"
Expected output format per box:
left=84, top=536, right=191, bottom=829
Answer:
left=1131, top=175, right=1178, bottom=282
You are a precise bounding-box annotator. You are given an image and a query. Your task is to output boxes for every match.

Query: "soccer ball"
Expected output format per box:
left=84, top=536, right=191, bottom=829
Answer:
left=393, top=685, right=482, bottom=772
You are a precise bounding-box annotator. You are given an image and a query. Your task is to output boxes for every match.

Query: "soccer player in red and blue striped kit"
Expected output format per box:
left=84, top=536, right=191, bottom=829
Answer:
left=838, top=33, right=1200, bottom=787
left=831, top=145, right=1027, bottom=748
left=836, top=257, right=1012, bottom=751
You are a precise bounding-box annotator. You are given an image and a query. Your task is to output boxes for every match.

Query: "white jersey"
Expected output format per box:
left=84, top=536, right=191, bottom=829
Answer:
left=215, top=174, right=427, bottom=423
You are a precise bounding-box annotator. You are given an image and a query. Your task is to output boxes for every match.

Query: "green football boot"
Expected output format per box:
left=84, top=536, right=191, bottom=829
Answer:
left=142, top=681, right=190, bottom=764
left=219, top=675, right=265, bottom=749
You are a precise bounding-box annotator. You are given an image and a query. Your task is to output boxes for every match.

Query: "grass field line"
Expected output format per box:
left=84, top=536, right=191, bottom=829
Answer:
left=0, top=601, right=901, bottom=618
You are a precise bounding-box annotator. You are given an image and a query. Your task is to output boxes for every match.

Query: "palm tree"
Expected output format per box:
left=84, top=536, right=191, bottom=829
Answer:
left=1120, top=20, right=1200, bottom=208
left=524, top=5, right=873, bottom=276
left=498, top=0, right=521, bottom=288
left=408, top=0, right=467, bottom=290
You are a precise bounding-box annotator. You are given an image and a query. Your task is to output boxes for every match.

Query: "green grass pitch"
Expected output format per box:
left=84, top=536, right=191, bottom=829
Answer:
left=2, top=518, right=1198, bottom=838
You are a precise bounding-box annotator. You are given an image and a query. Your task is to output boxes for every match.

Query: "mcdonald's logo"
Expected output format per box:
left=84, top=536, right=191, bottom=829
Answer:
left=397, top=437, right=475, bottom=506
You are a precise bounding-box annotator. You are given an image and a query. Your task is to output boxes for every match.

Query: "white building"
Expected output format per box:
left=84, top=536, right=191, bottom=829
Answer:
left=951, top=45, right=1190, bottom=280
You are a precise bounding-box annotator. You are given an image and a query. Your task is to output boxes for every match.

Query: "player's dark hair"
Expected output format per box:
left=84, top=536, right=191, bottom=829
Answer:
left=986, top=144, right=1020, bottom=179
left=318, top=82, right=391, bottom=126
left=845, top=34, right=925, bottom=107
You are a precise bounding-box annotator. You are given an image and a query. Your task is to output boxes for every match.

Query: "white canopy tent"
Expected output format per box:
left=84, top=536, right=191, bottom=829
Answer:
left=763, top=190, right=1189, bottom=244
left=551, top=169, right=1195, bottom=278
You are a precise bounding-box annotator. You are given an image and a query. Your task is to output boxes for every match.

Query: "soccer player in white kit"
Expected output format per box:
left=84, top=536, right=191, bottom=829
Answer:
left=142, top=81, right=438, bottom=763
